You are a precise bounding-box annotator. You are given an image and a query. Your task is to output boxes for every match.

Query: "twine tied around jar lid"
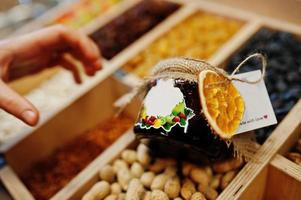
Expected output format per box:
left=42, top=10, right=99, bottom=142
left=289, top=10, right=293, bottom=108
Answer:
left=116, top=53, right=267, bottom=161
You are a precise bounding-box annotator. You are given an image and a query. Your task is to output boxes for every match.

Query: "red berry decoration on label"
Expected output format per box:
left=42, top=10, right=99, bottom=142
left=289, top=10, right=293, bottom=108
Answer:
left=178, top=113, right=186, bottom=119
left=149, top=116, right=156, bottom=122
left=173, top=116, right=180, bottom=122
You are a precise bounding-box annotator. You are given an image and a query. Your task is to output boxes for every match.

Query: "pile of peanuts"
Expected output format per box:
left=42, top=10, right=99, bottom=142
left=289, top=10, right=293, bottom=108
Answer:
left=286, top=138, right=301, bottom=165
left=83, top=143, right=244, bottom=200
left=123, top=12, right=242, bottom=78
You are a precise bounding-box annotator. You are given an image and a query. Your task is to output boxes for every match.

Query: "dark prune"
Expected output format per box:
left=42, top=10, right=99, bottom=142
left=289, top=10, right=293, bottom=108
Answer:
left=90, top=0, right=180, bottom=60
left=226, top=29, right=301, bottom=143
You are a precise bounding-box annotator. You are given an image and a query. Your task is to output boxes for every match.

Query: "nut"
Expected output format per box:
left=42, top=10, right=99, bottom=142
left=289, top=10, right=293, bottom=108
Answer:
left=140, top=171, right=155, bottom=188
left=180, top=178, right=196, bottom=200
left=149, top=159, right=176, bottom=173
left=210, top=174, right=222, bottom=190
left=143, top=191, right=151, bottom=200
left=104, top=194, right=118, bottom=200
left=287, top=152, right=301, bottom=165
left=99, top=165, right=115, bottom=183
left=121, top=150, right=137, bottom=164
left=182, top=162, right=194, bottom=176
left=118, top=193, right=125, bottom=200
left=151, top=173, right=169, bottom=190
left=111, top=183, right=122, bottom=194
left=150, top=190, right=169, bottom=200
left=204, top=166, right=213, bottom=179
left=190, top=192, right=206, bottom=200
left=204, top=187, right=218, bottom=200
left=117, top=168, right=132, bottom=190
left=164, top=176, right=180, bottom=198
left=213, top=158, right=243, bottom=174
left=197, top=183, right=207, bottom=194
left=164, top=166, right=178, bottom=177
left=113, top=159, right=128, bottom=172
left=125, top=179, right=145, bottom=200
left=131, top=162, right=144, bottom=178
left=83, top=181, right=110, bottom=200
left=296, top=139, right=301, bottom=153
left=190, top=168, right=210, bottom=187
left=221, top=170, right=237, bottom=190
left=137, top=143, right=152, bottom=166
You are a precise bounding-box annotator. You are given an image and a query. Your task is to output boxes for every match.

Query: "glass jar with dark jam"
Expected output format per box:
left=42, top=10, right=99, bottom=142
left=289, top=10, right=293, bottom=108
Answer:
left=134, top=78, right=233, bottom=165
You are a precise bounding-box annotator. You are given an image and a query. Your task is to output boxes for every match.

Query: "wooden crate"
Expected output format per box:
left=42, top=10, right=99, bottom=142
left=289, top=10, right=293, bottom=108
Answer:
left=264, top=105, right=301, bottom=200
left=0, top=75, right=140, bottom=200
left=0, top=0, right=300, bottom=200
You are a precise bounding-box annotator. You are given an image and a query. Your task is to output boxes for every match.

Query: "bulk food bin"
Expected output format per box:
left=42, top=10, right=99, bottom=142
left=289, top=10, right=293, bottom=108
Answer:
left=0, top=0, right=300, bottom=200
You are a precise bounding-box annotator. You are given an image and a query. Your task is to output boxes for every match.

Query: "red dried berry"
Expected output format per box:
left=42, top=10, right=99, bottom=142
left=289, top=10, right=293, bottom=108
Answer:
left=178, top=113, right=186, bottom=119
left=173, top=116, right=180, bottom=122
left=149, top=116, right=156, bottom=122
left=148, top=119, right=155, bottom=125
left=142, top=118, right=148, bottom=124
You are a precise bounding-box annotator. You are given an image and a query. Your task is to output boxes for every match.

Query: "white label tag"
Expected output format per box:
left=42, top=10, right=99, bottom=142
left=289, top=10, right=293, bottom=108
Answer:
left=233, top=70, right=277, bottom=134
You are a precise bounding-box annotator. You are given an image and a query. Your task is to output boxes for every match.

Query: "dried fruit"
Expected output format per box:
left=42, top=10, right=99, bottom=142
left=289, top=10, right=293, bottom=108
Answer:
left=90, top=0, right=180, bottom=59
left=123, top=12, right=242, bottom=77
left=21, top=115, right=132, bottom=200
left=226, top=29, right=301, bottom=143
left=199, top=70, right=245, bottom=139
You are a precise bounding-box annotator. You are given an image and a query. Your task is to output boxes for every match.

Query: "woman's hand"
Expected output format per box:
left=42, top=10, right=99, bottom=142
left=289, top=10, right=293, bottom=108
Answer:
left=0, top=25, right=102, bottom=126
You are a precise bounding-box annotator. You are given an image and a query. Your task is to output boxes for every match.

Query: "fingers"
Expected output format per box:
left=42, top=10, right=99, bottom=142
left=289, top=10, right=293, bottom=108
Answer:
left=5, top=25, right=102, bottom=80
left=55, top=25, right=102, bottom=75
left=0, top=81, right=39, bottom=126
left=59, top=55, right=82, bottom=84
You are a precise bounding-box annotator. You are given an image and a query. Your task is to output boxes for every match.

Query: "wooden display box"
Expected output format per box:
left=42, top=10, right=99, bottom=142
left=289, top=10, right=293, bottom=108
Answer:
left=0, top=76, right=140, bottom=200
left=264, top=110, right=301, bottom=200
left=0, top=0, right=300, bottom=200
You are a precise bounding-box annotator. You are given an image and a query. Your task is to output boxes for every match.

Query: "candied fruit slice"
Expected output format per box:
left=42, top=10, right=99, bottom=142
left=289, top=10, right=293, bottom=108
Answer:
left=199, top=70, right=245, bottom=139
